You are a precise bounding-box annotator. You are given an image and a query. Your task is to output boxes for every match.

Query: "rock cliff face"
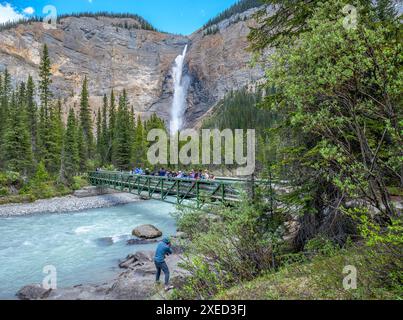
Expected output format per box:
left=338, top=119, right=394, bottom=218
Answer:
left=0, top=10, right=264, bottom=127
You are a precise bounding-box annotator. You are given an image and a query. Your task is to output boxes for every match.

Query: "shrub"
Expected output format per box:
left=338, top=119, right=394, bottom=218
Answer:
left=0, top=187, right=9, bottom=196
left=174, top=196, right=284, bottom=299
left=304, top=235, right=340, bottom=257
left=171, top=206, right=208, bottom=239
left=72, top=176, right=89, bottom=190
left=0, top=171, right=23, bottom=187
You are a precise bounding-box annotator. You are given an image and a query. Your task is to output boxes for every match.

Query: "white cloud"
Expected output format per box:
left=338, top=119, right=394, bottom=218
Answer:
left=23, top=7, right=35, bottom=15
left=0, top=3, right=25, bottom=24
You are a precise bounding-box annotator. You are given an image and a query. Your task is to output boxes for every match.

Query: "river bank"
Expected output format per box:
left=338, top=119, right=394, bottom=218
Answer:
left=0, top=192, right=142, bottom=217
left=17, top=246, right=188, bottom=300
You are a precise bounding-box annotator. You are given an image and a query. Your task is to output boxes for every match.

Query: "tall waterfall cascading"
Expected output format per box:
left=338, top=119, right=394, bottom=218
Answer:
left=170, top=45, right=189, bottom=135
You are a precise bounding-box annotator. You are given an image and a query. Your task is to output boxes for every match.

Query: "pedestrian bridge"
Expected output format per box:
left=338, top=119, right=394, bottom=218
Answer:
left=87, top=171, right=269, bottom=208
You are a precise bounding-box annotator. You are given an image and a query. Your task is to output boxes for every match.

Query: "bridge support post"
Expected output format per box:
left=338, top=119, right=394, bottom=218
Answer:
left=196, top=181, right=200, bottom=209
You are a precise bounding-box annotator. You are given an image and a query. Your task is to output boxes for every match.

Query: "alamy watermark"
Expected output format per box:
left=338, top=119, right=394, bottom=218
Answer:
left=342, top=265, right=357, bottom=290
left=42, top=5, right=57, bottom=30
left=342, top=4, right=358, bottom=30
left=147, top=129, right=256, bottom=176
left=42, top=265, right=57, bottom=290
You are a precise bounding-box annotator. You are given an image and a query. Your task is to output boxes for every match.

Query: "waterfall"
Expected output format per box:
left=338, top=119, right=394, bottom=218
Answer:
left=170, top=45, right=189, bottom=135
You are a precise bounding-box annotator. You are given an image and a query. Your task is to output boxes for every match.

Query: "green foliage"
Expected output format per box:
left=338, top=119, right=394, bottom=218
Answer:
left=202, top=88, right=279, bottom=174
left=218, top=242, right=402, bottom=300
left=203, top=0, right=262, bottom=30
left=131, top=115, right=147, bottom=167
left=99, top=94, right=109, bottom=165
left=3, top=90, right=33, bottom=174
left=174, top=196, right=284, bottom=299
left=203, top=26, right=219, bottom=36
left=171, top=206, right=208, bottom=238
left=58, top=12, right=158, bottom=32
left=71, top=176, right=89, bottom=190
left=0, top=171, right=22, bottom=187
left=0, top=16, right=41, bottom=32
left=359, top=215, right=403, bottom=247
left=0, top=187, right=8, bottom=196
left=304, top=235, right=340, bottom=257
left=60, top=108, right=79, bottom=184
left=112, top=90, right=132, bottom=170
left=79, top=76, right=94, bottom=159
left=39, top=44, right=52, bottom=115
left=0, top=38, right=166, bottom=202
left=0, top=13, right=158, bottom=33
left=248, top=0, right=402, bottom=248
left=31, top=161, right=49, bottom=184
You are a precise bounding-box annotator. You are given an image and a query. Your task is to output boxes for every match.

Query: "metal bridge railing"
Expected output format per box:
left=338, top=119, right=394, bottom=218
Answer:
left=87, top=171, right=260, bottom=208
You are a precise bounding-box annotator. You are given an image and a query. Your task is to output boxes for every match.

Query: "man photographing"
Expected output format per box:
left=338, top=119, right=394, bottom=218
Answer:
left=154, top=236, right=174, bottom=291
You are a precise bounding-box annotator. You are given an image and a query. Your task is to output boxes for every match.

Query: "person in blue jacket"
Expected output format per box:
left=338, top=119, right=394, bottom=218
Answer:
left=154, top=236, right=173, bottom=291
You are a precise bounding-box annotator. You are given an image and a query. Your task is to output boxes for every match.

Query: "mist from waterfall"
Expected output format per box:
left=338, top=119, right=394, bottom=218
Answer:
left=170, top=45, right=189, bottom=135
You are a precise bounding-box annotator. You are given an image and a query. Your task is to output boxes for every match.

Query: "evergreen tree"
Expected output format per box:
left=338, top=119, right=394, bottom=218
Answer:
left=100, top=94, right=109, bottom=165
left=76, top=122, right=87, bottom=173
left=38, top=44, right=53, bottom=167
left=3, top=90, right=33, bottom=174
left=0, top=69, right=11, bottom=168
left=46, top=100, right=64, bottom=173
left=108, top=90, right=116, bottom=163
left=96, top=107, right=102, bottom=164
left=79, top=76, right=94, bottom=159
left=113, top=90, right=132, bottom=170
left=1, top=69, right=11, bottom=116
left=25, top=75, right=38, bottom=159
left=132, top=115, right=147, bottom=167
left=60, top=108, right=79, bottom=183
left=39, top=44, right=52, bottom=117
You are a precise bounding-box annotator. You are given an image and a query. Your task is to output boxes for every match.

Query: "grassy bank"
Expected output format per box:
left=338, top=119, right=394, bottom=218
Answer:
left=217, top=245, right=402, bottom=300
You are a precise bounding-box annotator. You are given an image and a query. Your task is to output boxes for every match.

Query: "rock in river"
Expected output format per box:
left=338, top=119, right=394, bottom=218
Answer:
left=17, top=284, right=51, bottom=300
left=132, top=225, right=162, bottom=239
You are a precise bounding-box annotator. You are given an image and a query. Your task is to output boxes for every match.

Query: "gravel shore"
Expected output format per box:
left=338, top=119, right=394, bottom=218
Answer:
left=0, top=193, right=142, bottom=217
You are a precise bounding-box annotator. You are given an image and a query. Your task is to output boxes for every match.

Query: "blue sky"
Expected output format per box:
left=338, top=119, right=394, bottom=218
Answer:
left=1, top=0, right=240, bottom=34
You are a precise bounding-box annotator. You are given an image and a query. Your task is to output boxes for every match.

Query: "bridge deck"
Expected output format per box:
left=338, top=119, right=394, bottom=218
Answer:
left=87, top=171, right=265, bottom=208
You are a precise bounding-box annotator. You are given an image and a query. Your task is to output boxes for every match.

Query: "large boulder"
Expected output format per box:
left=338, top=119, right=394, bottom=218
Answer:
left=17, top=284, right=51, bottom=300
left=119, top=251, right=154, bottom=269
left=132, top=225, right=162, bottom=239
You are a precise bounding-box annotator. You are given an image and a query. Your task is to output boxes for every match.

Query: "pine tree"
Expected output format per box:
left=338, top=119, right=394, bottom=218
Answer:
left=38, top=44, right=53, bottom=168
left=3, top=90, right=33, bottom=174
left=0, top=73, right=3, bottom=169
left=132, top=115, right=147, bottom=167
left=76, top=122, right=87, bottom=173
left=39, top=44, right=52, bottom=117
left=96, top=107, right=102, bottom=158
left=113, top=90, right=132, bottom=170
left=60, top=108, right=79, bottom=184
left=25, top=75, right=38, bottom=159
left=0, top=70, right=11, bottom=168
left=100, top=94, right=109, bottom=165
left=79, top=76, right=94, bottom=160
left=46, top=100, right=64, bottom=173
left=108, top=90, right=116, bottom=163
left=1, top=69, right=11, bottom=116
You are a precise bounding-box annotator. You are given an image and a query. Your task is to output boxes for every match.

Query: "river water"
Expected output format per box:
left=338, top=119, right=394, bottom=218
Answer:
left=0, top=200, right=177, bottom=299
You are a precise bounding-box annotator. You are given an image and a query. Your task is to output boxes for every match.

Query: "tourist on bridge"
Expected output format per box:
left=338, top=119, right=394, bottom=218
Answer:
left=158, top=168, right=167, bottom=177
left=154, top=236, right=174, bottom=291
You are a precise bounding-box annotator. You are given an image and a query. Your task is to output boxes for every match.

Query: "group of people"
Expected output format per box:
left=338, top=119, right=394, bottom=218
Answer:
left=130, top=167, right=216, bottom=181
